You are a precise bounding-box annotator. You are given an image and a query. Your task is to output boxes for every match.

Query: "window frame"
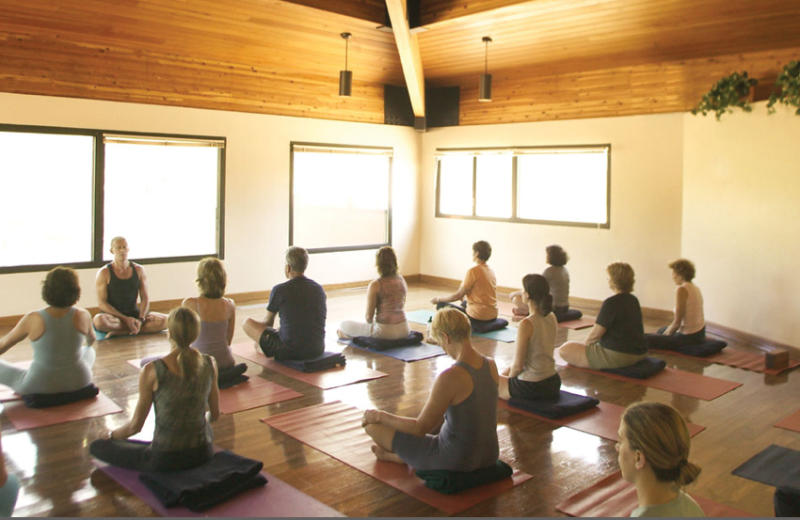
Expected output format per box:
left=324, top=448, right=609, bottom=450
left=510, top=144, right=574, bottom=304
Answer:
left=0, top=123, right=226, bottom=274
left=435, top=144, right=611, bottom=229
left=289, top=141, right=393, bottom=255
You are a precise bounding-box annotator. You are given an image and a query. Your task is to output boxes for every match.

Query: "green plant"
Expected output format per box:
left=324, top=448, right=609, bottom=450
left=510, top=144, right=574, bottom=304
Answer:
left=691, top=71, right=758, bottom=120
left=767, top=61, right=800, bottom=115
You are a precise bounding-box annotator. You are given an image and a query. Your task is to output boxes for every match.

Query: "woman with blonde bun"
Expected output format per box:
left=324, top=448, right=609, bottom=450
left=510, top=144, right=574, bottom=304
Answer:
left=617, top=402, right=704, bottom=517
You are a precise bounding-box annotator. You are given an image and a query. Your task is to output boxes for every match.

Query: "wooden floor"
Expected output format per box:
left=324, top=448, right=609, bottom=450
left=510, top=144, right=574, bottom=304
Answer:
left=1, top=282, right=798, bottom=517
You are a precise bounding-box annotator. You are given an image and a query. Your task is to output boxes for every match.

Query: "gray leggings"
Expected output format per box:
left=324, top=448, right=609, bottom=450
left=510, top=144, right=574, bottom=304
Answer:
left=0, top=346, right=95, bottom=395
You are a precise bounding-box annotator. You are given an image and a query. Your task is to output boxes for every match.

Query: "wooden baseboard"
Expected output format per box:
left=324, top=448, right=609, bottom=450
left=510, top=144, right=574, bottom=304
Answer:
left=706, top=321, right=799, bottom=357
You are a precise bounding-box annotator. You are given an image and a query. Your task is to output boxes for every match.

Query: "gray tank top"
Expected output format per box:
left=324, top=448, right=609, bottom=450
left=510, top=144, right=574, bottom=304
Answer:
left=518, top=312, right=558, bottom=382
left=151, top=356, right=214, bottom=452
left=437, top=357, right=500, bottom=470
left=31, top=308, right=86, bottom=368
left=192, top=319, right=235, bottom=370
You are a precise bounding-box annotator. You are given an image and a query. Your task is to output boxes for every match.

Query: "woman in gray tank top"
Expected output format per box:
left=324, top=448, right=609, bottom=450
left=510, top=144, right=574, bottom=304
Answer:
left=362, top=308, right=500, bottom=472
left=0, top=267, right=96, bottom=395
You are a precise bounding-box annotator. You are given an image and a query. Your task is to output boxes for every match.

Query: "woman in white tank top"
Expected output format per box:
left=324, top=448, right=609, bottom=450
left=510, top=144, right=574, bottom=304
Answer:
left=646, top=259, right=706, bottom=349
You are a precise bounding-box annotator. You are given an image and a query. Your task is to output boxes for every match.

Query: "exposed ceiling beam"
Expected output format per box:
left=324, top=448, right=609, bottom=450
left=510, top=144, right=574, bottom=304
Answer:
left=385, top=0, right=426, bottom=117
left=420, top=0, right=538, bottom=30
left=279, top=0, right=386, bottom=25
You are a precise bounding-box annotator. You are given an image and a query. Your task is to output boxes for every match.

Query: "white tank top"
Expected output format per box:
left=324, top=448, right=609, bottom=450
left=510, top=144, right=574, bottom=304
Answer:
left=680, top=282, right=704, bottom=334
left=518, top=312, right=558, bottom=382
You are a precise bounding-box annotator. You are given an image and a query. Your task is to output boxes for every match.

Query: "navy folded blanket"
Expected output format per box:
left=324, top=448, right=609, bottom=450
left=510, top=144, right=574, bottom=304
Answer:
left=775, top=486, right=800, bottom=517
left=471, top=318, right=509, bottom=334
left=23, top=384, right=100, bottom=409
left=416, top=460, right=513, bottom=494
left=649, top=338, right=728, bottom=357
left=508, top=391, right=600, bottom=419
left=276, top=351, right=346, bottom=373
left=602, top=357, right=666, bottom=379
left=140, top=450, right=267, bottom=512
left=218, top=363, right=249, bottom=390
left=555, top=309, right=583, bottom=323
left=352, top=331, right=424, bottom=351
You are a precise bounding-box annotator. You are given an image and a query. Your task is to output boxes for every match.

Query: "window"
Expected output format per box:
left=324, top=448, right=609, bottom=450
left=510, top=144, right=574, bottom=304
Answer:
left=436, top=145, right=610, bottom=227
left=0, top=125, right=225, bottom=273
left=291, top=143, right=391, bottom=253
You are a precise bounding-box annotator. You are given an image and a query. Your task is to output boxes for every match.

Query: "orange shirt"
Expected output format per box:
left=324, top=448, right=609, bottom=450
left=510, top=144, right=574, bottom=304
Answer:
left=462, top=263, right=498, bottom=321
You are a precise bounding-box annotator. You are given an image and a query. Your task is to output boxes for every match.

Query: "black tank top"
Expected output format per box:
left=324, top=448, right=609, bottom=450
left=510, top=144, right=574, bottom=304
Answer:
left=107, top=263, right=140, bottom=317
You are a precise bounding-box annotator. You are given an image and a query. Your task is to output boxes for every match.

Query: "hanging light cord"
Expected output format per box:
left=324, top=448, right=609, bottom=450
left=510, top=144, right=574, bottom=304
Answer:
left=484, top=39, right=489, bottom=75
left=345, top=37, right=349, bottom=72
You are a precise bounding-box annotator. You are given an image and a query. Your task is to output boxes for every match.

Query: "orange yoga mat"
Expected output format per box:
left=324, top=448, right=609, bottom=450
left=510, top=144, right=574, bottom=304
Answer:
left=498, top=399, right=705, bottom=442
left=651, top=345, right=800, bottom=375
left=231, top=343, right=388, bottom=390
left=219, top=376, right=302, bottom=414
left=261, top=400, right=532, bottom=515
left=3, top=392, right=122, bottom=431
left=554, top=351, right=741, bottom=401
left=555, top=470, right=755, bottom=517
left=776, top=409, right=800, bottom=433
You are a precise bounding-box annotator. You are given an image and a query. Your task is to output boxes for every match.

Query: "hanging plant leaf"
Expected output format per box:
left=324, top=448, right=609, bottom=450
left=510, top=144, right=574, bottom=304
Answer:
left=767, top=61, right=800, bottom=115
left=691, top=71, right=758, bottom=120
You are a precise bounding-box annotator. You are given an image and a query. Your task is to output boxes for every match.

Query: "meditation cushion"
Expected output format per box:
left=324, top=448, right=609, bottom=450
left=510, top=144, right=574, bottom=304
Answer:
left=555, top=309, right=583, bottom=323
left=140, top=450, right=267, bottom=512
left=471, top=318, right=509, bottom=334
left=775, top=486, right=800, bottom=517
left=352, top=331, right=424, bottom=351
left=23, top=384, right=100, bottom=409
left=675, top=340, right=727, bottom=357
left=276, top=351, right=346, bottom=373
left=217, top=363, right=249, bottom=390
left=416, top=460, right=513, bottom=495
left=507, top=391, right=600, bottom=419
left=602, top=357, right=666, bottom=379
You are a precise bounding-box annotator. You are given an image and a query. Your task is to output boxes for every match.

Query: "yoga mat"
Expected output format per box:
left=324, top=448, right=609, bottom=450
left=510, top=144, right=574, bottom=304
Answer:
left=406, top=309, right=516, bottom=342
left=261, top=401, right=532, bottom=515
left=218, top=376, right=302, bottom=415
left=775, top=409, right=800, bottom=433
left=406, top=309, right=435, bottom=325
left=556, top=470, right=755, bottom=517
left=95, top=460, right=344, bottom=517
left=554, top=351, right=741, bottom=401
left=337, top=337, right=447, bottom=363
left=498, top=399, right=705, bottom=442
left=651, top=345, right=800, bottom=375
left=497, top=300, right=524, bottom=318
left=95, top=328, right=167, bottom=341
left=558, top=317, right=596, bottom=330
left=231, top=343, right=388, bottom=389
left=732, top=444, right=800, bottom=488
left=0, top=361, right=31, bottom=402
left=3, top=391, right=122, bottom=431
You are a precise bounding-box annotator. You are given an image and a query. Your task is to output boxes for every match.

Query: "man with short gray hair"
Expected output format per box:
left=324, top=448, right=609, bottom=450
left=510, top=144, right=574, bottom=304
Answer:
left=243, top=246, right=327, bottom=360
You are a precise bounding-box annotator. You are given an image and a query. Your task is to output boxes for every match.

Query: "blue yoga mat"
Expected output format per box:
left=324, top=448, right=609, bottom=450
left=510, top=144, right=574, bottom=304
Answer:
left=405, top=309, right=517, bottom=342
left=94, top=327, right=166, bottom=341
left=732, top=444, right=800, bottom=488
left=337, top=337, right=446, bottom=362
left=406, top=309, right=435, bottom=325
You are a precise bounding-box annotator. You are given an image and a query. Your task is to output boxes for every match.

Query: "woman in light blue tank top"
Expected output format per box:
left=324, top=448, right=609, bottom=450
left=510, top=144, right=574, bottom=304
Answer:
left=0, top=267, right=95, bottom=395
left=362, top=308, right=500, bottom=472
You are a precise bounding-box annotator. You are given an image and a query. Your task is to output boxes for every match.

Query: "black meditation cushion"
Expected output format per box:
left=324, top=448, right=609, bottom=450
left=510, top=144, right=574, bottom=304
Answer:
left=416, top=460, right=513, bottom=494
left=23, top=383, right=100, bottom=408
left=508, top=391, right=600, bottom=419
left=217, top=363, right=249, bottom=389
left=675, top=340, right=727, bottom=357
left=276, top=351, right=346, bottom=373
left=352, top=331, right=424, bottom=351
left=602, top=357, right=666, bottom=379
left=471, top=318, right=509, bottom=334
left=554, top=309, right=583, bottom=323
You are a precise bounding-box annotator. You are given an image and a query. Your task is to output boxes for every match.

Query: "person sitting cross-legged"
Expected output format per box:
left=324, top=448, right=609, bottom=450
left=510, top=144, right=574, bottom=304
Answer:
left=430, top=240, right=498, bottom=326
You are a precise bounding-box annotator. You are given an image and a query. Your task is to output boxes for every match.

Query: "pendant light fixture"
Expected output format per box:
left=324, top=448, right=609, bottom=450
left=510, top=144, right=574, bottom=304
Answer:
left=339, top=32, right=353, bottom=97
left=479, top=36, right=492, bottom=102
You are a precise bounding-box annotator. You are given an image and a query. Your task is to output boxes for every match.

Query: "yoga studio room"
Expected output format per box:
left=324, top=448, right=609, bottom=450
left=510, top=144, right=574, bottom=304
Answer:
left=2, top=0, right=800, bottom=517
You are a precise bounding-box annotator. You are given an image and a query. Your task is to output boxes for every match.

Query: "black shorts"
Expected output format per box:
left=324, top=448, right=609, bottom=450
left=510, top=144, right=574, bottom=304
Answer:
left=509, top=373, right=561, bottom=400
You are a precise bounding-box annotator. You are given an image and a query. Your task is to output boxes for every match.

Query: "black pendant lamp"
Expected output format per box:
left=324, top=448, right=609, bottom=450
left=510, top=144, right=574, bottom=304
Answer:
left=339, top=32, right=353, bottom=97
left=479, top=36, right=492, bottom=102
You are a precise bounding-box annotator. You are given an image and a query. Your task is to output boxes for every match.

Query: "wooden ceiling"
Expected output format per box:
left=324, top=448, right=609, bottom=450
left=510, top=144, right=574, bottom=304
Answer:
left=2, top=0, right=800, bottom=125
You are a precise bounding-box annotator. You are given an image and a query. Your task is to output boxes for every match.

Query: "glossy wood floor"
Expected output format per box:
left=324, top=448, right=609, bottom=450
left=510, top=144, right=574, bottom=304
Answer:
left=2, top=282, right=798, bottom=517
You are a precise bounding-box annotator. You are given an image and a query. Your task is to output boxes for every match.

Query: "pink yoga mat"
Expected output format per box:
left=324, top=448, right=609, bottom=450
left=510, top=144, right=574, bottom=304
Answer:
left=231, top=342, right=388, bottom=390
left=261, top=400, right=532, bottom=515
left=498, top=399, right=705, bottom=442
left=95, top=460, right=344, bottom=517
left=555, top=470, right=755, bottom=517
left=775, top=408, right=800, bottom=433
left=651, top=345, right=800, bottom=375
left=218, top=376, right=302, bottom=414
left=3, top=392, right=122, bottom=431
left=554, top=351, right=742, bottom=401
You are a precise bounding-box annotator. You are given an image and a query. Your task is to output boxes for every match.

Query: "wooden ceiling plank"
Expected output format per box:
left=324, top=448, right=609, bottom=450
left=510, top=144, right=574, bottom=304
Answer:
left=277, top=0, right=386, bottom=25
left=384, top=0, right=425, bottom=117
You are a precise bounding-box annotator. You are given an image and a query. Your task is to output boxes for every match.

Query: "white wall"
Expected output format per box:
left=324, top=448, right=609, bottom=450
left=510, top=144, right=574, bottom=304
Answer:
left=419, top=113, right=685, bottom=311
left=682, top=103, right=800, bottom=345
left=0, top=93, right=421, bottom=315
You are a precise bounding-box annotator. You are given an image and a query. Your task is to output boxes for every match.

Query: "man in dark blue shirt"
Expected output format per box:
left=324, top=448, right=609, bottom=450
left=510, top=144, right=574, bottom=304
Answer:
left=243, top=246, right=327, bottom=360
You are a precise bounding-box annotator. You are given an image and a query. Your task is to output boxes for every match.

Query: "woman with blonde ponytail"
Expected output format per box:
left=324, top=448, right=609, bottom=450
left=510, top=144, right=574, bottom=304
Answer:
left=617, top=402, right=704, bottom=517
left=499, top=274, right=561, bottom=401
left=90, top=307, right=220, bottom=472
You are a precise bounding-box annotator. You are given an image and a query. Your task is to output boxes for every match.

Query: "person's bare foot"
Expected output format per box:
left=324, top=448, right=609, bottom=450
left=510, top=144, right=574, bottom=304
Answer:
left=371, top=444, right=404, bottom=464
left=426, top=336, right=439, bottom=345
left=337, top=329, right=349, bottom=339
left=104, top=330, right=125, bottom=338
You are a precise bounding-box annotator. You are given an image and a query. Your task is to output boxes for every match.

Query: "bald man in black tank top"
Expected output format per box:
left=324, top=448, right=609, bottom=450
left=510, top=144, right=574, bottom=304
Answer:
left=93, top=237, right=167, bottom=337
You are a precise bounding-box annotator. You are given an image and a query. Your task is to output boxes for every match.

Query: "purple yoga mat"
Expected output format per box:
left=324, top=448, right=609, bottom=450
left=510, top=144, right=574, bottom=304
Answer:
left=95, top=460, right=344, bottom=517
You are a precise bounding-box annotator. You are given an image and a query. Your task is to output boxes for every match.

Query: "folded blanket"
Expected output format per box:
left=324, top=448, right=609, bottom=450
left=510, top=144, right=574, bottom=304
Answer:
left=218, top=363, right=249, bottom=389
left=471, top=318, right=509, bottom=334
left=23, top=384, right=100, bottom=409
left=276, top=351, right=346, bottom=373
left=140, top=450, right=267, bottom=512
left=555, top=309, right=583, bottom=323
left=508, top=392, right=600, bottom=419
left=602, top=357, right=666, bottom=379
left=352, top=331, right=424, bottom=351
left=416, top=460, right=513, bottom=494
